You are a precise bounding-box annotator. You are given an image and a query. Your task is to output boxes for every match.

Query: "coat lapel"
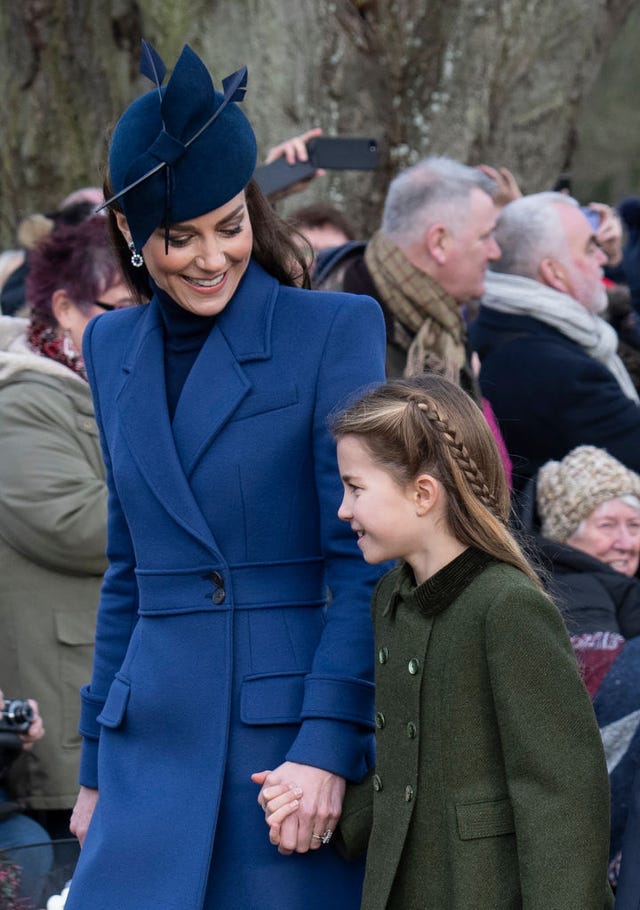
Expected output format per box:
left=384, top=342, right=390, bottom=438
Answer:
left=116, top=300, right=220, bottom=554
left=171, top=260, right=278, bottom=477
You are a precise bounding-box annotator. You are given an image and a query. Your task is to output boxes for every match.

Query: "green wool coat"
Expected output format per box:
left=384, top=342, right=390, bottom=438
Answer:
left=0, top=318, right=107, bottom=809
left=338, top=551, right=614, bottom=910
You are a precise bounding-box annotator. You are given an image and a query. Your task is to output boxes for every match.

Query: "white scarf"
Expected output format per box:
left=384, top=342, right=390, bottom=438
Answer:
left=482, top=271, right=640, bottom=403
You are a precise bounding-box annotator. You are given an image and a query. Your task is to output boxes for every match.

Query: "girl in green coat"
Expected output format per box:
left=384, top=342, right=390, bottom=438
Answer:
left=258, top=374, right=613, bottom=909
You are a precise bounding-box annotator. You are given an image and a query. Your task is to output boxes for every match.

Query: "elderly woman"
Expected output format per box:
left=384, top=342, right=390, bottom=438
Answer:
left=0, top=215, right=132, bottom=840
left=533, top=445, right=640, bottom=885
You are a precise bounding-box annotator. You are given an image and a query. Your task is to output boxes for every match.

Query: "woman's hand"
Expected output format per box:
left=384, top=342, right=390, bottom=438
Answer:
left=263, top=127, right=326, bottom=201
left=252, top=762, right=345, bottom=854
left=70, top=786, right=99, bottom=847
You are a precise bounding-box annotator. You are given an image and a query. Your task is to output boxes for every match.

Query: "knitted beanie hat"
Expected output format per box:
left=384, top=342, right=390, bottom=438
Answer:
left=537, top=445, right=640, bottom=541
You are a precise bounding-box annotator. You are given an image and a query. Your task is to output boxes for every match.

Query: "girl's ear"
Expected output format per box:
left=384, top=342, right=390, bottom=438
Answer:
left=114, top=211, right=132, bottom=245
left=413, top=473, right=440, bottom=516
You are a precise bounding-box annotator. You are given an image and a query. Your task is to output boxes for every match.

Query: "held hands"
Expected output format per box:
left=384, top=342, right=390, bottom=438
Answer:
left=251, top=762, right=345, bottom=854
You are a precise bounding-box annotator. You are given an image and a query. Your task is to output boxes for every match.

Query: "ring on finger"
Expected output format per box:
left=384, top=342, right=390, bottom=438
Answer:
left=312, top=829, right=333, bottom=845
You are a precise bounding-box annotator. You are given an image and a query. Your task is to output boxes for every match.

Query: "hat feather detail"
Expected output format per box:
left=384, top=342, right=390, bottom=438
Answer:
left=139, top=40, right=167, bottom=99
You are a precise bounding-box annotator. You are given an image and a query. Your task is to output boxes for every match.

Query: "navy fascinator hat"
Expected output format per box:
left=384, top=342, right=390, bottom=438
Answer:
left=105, top=40, right=258, bottom=252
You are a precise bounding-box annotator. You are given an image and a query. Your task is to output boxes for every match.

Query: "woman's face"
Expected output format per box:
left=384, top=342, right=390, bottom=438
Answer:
left=53, top=281, right=134, bottom=353
left=566, top=497, right=640, bottom=576
left=134, top=191, right=253, bottom=317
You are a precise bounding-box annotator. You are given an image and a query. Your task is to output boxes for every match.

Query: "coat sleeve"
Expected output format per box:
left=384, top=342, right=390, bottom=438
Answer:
left=285, top=292, right=387, bottom=781
left=77, top=315, right=140, bottom=788
left=0, top=380, right=107, bottom=574
left=485, top=578, right=614, bottom=908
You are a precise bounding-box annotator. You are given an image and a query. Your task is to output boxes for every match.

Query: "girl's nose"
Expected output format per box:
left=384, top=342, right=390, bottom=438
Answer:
left=337, top=497, right=351, bottom=521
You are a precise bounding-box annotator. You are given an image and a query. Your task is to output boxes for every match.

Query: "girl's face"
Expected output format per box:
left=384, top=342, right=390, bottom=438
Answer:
left=123, top=191, right=253, bottom=317
left=337, top=435, right=423, bottom=570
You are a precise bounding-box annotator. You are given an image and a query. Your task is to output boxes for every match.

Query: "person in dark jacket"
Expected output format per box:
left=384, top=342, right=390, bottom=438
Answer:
left=471, top=192, right=640, bottom=494
left=533, top=446, right=640, bottom=885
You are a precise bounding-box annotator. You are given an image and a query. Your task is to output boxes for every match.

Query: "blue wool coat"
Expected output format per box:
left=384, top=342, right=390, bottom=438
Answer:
left=65, top=260, right=387, bottom=910
left=470, top=307, right=640, bottom=493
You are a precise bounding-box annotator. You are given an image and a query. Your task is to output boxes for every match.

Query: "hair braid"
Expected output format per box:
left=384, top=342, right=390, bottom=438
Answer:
left=416, top=400, right=502, bottom=518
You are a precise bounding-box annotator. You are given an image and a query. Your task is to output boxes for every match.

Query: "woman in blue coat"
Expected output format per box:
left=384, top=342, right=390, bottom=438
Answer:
left=65, top=41, right=386, bottom=910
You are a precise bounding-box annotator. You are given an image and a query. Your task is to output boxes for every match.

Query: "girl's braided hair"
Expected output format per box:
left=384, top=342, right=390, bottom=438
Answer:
left=331, top=374, right=542, bottom=589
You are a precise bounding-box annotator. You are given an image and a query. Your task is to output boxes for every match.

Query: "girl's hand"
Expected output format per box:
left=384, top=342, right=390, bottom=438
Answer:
left=251, top=771, right=303, bottom=846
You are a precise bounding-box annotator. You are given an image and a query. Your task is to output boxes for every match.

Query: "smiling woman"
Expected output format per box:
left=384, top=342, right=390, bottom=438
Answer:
left=118, top=193, right=253, bottom=317
left=64, top=39, right=387, bottom=910
left=533, top=445, right=640, bottom=881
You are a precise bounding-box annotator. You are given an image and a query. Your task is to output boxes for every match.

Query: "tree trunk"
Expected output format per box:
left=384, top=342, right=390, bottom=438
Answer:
left=0, top=0, right=636, bottom=247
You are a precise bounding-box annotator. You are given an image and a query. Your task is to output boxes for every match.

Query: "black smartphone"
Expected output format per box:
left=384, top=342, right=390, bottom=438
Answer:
left=253, top=137, right=378, bottom=196
left=307, top=137, right=378, bottom=170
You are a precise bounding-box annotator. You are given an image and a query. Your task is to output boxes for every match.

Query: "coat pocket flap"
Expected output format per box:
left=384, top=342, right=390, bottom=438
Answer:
left=456, top=797, right=515, bottom=840
left=240, top=671, right=306, bottom=725
left=54, top=610, right=95, bottom=646
left=97, top=677, right=131, bottom=729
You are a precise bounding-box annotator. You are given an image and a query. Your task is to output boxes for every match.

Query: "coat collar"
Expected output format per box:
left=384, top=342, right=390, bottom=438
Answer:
left=116, top=259, right=279, bottom=554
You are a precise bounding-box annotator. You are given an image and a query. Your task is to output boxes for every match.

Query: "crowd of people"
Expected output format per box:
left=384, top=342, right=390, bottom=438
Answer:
left=1, top=35, right=640, bottom=910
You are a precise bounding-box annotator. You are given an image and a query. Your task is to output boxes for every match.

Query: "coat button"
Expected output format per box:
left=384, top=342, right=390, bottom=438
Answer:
left=372, top=774, right=383, bottom=792
left=405, top=785, right=414, bottom=802
left=408, top=658, right=420, bottom=675
left=406, top=722, right=417, bottom=739
left=210, top=572, right=225, bottom=604
left=378, top=647, right=389, bottom=665
left=375, top=711, right=385, bottom=729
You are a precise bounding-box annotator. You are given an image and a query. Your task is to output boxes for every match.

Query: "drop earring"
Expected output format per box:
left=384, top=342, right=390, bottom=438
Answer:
left=128, top=240, right=144, bottom=268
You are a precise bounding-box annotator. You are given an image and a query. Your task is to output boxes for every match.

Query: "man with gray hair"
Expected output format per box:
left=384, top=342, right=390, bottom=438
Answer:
left=471, top=191, right=640, bottom=493
left=315, top=156, right=500, bottom=391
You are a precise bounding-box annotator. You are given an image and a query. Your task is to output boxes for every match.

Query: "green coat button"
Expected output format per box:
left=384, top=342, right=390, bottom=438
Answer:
left=372, top=774, right=383, bottom=792
left=378, top=647, right=389, bottom=665
left=405, top=785, right=414, bottom=802
left=375, top=711, right=385, bottom=729
left=408, top=658, right=420, bottom=675
left=406, top=722, right=417, bottom=738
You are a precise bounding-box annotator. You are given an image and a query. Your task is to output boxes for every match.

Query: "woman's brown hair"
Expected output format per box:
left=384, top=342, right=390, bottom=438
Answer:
left=331, top=374, right=543, bottom=590
left=103, top=176, right=312, bottom=304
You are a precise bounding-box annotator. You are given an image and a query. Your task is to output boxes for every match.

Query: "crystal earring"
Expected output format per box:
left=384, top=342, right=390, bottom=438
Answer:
left=128, top=240, right=144, bottom=268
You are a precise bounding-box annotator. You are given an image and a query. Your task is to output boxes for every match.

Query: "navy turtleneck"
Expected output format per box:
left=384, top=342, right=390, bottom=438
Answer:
left=152, top=280, right=216, bottom=421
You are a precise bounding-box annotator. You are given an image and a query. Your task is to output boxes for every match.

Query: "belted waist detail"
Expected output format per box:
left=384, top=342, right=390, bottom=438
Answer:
left=135, top=558, right=326, bottom=615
